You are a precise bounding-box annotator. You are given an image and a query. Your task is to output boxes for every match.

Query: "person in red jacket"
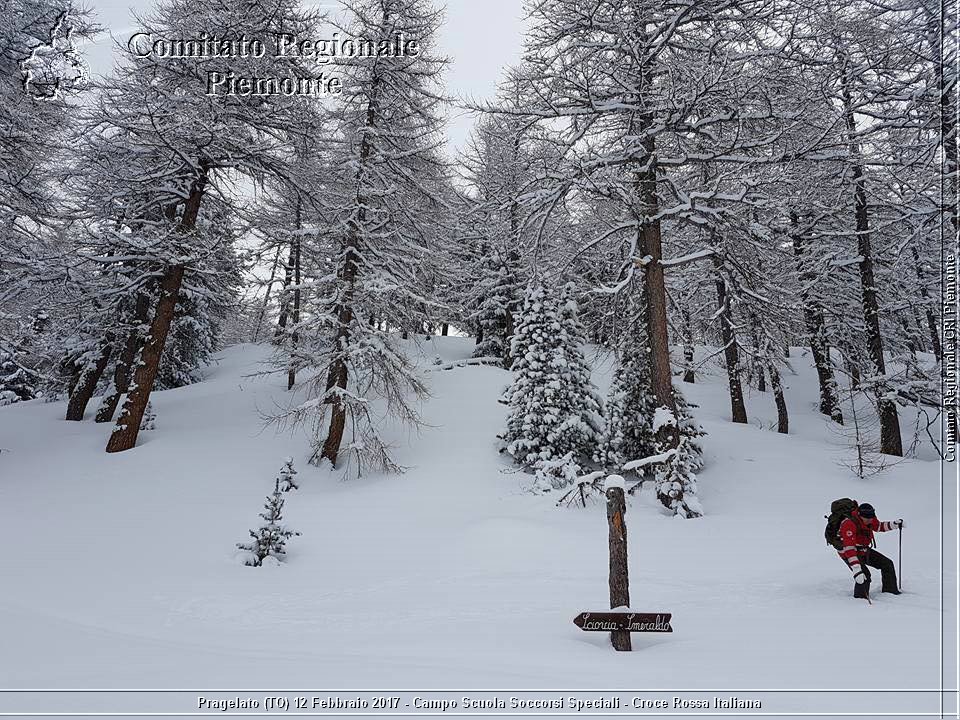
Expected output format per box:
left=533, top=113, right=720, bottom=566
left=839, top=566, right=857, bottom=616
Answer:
left=837, top=503, right=903, bottom=598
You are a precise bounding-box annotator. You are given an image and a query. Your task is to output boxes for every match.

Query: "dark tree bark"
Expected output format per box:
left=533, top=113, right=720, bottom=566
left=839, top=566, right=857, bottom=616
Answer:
left=274, top=244, right=295, bottom=343
left=712, top=256, right=748, bottom=424
left=790, top=212, right=843, bottom=424
left=106, top=170, right=208, bottom=453
left=287, top=199, right=302, bottom=391
left=606, top=483, right=631, bottom=652
left=841, top=67, right=902, bottom=456
left=502, top=251, right=520, bottom=370
left=847, top=354, right=861, bottom=390
left=96, top=293, right=150, bottom=423
left=637, top=160, right=675, bottom=416
left=65, top=342, right=113, bottom=421
left=682, top=307, right=695, bottom=383
left=750, top=318, right=766, bottom=392
left=319, top=233, right=360, bottom=467
left=768, top=362, right=788, bottom=434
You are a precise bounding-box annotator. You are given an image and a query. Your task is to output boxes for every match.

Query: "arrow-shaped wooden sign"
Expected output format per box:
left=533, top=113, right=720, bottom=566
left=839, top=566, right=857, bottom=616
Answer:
left=573, top=612, right=673, bottom=633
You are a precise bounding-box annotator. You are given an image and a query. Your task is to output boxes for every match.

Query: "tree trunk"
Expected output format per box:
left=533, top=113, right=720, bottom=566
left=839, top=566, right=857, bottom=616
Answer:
left=637, top=170, right=674, bottom=413
left=96, top=293, right=150, bottom=423
left=254, top=245, right=283, bottom=343
left=606, top=483, right=631, bottom=652
left=841, top=68, right=902, bottom=456
left=847, top=354, right=861, bottom=390
left=713, top=256, right=748, bottom=424
left=319, top=74, right=380, bottom=467
left=319, top=244, right=359, bottom=467
left=790, top=212, right=843, bottom=424
left=287, top=200, right=302, bottom=391
left=749, top=317, right=765, bottom=391
left=503, top=300, right=516, bottom=369
left=768, top=362, right=788, bottom=434
left=633, top=126, right=684, bottom=513
left=911, top=245, right=942, bottom=360
left=274, top=244, right=295, bottom=343
left=65, top=343, right=113, bottom=421
left=106, top=170, right=208, bottom=453
left=682, top=307, right=695, bottom=383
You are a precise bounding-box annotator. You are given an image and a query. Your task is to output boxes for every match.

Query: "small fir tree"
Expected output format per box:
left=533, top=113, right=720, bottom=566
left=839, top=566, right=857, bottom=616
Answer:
left=277, top=457, right=298, bottom=492
left=651, top=389, right=706, bottom=518
left=237, top=480, right=300, bottom=567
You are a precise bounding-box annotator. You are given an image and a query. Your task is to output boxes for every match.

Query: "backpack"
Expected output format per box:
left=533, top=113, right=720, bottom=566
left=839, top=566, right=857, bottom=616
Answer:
left=824, top=498, right=858, bottom=550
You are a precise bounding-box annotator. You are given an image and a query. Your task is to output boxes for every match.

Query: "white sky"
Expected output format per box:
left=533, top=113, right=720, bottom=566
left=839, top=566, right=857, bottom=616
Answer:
left=78, top=0, right=527, bottom=155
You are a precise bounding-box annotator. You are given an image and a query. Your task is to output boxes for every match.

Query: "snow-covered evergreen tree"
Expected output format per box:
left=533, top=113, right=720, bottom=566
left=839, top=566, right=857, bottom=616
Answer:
left=649, top=390, right=705, bottom=518
left=0, top=342, right=40, bottom=405
left=502, top=283, right=603, bottom=488
left=471, top=254, right=520, bottom=362
left=277, top=458, right=298, bottom=492
left=237, top=480, right=300, bottom=567
left=596, top=338, right=657, bottom=475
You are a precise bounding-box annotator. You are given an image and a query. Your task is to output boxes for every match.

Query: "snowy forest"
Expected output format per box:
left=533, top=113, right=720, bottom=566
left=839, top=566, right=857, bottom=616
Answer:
left=1, top=0, right=957, bottom=707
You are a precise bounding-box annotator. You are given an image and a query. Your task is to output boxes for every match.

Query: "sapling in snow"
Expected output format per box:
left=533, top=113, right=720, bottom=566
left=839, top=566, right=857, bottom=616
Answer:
left=237, top=479, right=300, bottom=567
left=277, top=457, right=298, bottom=492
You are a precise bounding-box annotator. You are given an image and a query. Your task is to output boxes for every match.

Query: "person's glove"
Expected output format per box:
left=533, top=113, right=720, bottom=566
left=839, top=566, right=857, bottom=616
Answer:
left=896, top=519, right=904, bottom=528
left=854, top=571, right=867, bottom=584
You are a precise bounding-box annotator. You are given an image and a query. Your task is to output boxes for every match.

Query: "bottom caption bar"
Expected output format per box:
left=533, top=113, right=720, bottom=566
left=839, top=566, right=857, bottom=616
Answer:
left=0, top=689, right=956, bottom=716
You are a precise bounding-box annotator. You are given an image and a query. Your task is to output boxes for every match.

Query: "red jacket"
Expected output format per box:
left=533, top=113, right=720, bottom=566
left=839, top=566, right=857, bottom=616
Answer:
left=838, top=511, right=897, bottom=573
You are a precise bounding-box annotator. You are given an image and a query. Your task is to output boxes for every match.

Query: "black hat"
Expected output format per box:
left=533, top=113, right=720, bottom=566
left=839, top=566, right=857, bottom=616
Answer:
left=858, top=503, right=876, bottom=519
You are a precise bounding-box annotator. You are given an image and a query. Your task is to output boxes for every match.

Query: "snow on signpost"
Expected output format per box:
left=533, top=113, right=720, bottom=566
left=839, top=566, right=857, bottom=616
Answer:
left=572, top=474, right=673, bottom=651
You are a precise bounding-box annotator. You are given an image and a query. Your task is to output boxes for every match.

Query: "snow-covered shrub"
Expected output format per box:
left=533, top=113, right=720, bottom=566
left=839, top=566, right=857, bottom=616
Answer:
left=237, top=479, right=300, bottom=567
left=502, top=283, right=603, bottom=488
left=533, top=453, right=582, bottom=493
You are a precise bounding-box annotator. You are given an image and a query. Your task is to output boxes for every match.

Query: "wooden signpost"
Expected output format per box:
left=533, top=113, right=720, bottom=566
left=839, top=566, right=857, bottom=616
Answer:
left=573, top=475, right=673, bottom=651
left=573, top=612, right=673, bottom=633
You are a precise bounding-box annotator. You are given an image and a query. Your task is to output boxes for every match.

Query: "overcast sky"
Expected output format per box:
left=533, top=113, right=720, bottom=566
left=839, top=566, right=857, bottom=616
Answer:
left=79, top=0, right=527, bottom=154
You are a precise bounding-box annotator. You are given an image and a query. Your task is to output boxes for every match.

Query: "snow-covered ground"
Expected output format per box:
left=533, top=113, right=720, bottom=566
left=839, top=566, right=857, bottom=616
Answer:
left=0, top=338, right=955, bottom=717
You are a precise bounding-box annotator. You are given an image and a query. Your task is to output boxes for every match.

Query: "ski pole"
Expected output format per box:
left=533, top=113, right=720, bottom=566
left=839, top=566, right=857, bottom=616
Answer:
left=899, top=525, right=902, bottom=591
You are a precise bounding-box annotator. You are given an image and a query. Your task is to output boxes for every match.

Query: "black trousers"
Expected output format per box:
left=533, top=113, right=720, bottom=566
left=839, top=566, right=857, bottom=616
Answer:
left=848, top=548, right=899, bottom=597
